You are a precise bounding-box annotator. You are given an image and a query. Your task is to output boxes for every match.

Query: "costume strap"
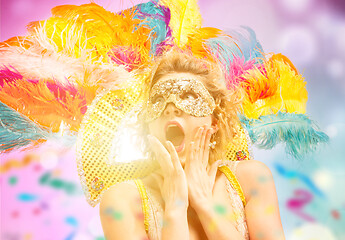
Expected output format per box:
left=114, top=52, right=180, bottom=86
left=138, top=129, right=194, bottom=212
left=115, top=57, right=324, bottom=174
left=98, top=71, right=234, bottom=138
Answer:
left=134, top=179, right=150, bottom=233
left=218, top=165, right=246, bottom=207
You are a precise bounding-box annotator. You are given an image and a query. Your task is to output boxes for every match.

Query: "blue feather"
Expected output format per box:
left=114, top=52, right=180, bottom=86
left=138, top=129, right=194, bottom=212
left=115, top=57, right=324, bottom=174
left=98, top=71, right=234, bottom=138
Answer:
left=124, top=1, right=171, bottom=55
left=0, top=102, right=76, bottom=152
left=240, top=112, right=329, bottom=160
left=205, top=26, right=264, bottom=66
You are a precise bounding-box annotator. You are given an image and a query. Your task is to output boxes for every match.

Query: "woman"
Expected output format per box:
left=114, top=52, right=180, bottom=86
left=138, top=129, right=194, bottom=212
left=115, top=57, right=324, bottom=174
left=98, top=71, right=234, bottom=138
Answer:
left=99, top=52, right=285, bottom=240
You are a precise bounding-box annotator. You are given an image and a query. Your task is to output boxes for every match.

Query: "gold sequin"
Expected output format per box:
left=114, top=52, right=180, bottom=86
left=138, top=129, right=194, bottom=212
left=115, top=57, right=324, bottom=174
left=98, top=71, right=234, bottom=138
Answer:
left=145, top=78, right=216, bottom=122
left=134, top=179, right=150, bottom=233
left=218, top=165, right=246, bottom=207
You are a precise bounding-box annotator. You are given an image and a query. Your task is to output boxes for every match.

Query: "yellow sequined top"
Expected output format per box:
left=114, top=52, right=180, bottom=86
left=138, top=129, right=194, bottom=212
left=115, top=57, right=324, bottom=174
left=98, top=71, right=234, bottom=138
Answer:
left=134, top=160, right=249, bottom=240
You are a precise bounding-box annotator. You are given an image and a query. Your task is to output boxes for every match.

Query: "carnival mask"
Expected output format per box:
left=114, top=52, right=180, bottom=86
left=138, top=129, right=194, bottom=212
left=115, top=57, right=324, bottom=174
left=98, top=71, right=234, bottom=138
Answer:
left=145, top=78, right=216, bottom=122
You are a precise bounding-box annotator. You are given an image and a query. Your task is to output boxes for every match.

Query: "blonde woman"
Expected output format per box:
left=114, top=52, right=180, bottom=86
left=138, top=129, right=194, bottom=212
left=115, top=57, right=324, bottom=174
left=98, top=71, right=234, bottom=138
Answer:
left=100, top=52, right=285, bottom=240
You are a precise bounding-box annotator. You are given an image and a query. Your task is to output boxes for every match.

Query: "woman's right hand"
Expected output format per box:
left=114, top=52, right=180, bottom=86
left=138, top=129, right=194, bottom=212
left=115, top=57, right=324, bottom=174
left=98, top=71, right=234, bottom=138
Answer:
left=147, top=135, right=189, bottom=211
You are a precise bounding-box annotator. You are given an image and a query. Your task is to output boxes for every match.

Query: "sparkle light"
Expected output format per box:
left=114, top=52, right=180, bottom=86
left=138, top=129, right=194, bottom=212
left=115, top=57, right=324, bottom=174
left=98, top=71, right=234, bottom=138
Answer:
left=279, top=0, right=313, bottom=13
left=312, top=169, right=334, bottom=190
left=278, top=26, right=317, bottom=65
left=39, top=151, right=59, bottom=169
left=289, top=223, right=337, bottom=240
left=325, top=124, right=338, bottom=138
left=88, top=216, right=104, bottom=237
left=327, top=59, right=344, bottom=80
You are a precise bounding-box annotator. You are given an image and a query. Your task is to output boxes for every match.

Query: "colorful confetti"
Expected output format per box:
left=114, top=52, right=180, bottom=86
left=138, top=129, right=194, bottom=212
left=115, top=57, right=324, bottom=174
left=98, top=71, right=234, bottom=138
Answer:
left=286, top=189, right=315, bottom=222
left=274, top=163, right=326, bottom=198
left=65, top=216, right=79, bottom=227
left=104, top=207, right=123, bottom=220
left=264, top=205, right=275, bottom=215
left=11, top=211, right=19, bottom=219
left=17, top=193, right=39, bottom=202
left=32, top=208, right=41, bottom=215
left=64, top=231, right=76, bottom=240
left=38, top=172, right=79, bottom=195
left=214, top=204, right=227, bottom=215
left=331, top=210, right=340, bottom=220
left=0, top=155, right=39, bottom=173
left=8, top=176, right=18, bottom=185
left=255, top=232, right=264, bottom=239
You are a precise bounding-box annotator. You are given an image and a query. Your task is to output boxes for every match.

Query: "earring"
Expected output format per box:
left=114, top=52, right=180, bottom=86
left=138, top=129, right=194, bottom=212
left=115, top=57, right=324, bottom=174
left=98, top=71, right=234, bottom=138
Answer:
left=209, top=141, right=216, bottom=149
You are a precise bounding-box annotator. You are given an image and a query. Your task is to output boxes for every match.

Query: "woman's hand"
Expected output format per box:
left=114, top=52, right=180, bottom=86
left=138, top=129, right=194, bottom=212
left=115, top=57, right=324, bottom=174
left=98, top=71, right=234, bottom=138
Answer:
left=184, top=126, right=222, bottom=210
left=147, top=135, right=189, bottom=210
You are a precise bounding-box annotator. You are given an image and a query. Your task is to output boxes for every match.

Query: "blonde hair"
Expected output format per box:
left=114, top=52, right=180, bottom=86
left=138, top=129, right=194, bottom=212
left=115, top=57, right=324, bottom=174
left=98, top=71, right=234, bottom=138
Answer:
left=147, top=50, right=241, bottom=164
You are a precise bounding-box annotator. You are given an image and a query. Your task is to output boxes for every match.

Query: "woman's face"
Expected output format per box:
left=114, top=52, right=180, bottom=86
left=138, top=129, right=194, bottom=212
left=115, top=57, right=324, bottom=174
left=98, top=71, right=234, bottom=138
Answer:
left=147, top=72, right=217, bottom=167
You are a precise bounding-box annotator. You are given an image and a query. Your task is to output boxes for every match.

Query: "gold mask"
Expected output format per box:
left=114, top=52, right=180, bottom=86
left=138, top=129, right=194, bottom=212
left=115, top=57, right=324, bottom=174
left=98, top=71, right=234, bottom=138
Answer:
left=145, top=78, right=216, bottom=122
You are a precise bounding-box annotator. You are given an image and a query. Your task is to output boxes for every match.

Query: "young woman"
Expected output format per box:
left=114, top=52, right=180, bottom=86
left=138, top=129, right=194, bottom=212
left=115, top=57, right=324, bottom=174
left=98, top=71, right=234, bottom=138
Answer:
left=99, top=52, right=285, bottom=240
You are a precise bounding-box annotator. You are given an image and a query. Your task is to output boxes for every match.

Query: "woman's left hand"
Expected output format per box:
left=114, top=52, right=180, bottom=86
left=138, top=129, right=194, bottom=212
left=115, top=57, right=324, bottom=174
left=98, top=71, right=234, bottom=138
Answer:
left=184, top=126, right=222, bottom=209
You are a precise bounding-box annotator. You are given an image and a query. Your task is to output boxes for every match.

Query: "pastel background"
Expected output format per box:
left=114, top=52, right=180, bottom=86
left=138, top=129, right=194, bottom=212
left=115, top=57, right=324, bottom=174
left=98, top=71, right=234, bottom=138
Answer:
left=1, top=0, right=345, bottom=239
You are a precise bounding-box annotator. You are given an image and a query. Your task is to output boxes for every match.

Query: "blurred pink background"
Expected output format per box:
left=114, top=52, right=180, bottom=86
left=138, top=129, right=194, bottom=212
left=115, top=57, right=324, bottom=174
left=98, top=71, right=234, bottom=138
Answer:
left=1, top=0, right=345, bottom=239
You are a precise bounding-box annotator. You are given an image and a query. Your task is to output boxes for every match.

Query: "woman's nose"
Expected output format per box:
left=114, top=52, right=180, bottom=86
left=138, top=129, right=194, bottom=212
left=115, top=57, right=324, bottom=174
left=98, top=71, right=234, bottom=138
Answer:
left=163, top=103, right=182, bottom=117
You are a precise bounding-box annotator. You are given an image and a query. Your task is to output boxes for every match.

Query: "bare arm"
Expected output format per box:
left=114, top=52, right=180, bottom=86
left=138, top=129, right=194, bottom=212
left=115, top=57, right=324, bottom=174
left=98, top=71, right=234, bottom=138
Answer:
left=100, top=179, right=190, bottom=240
left=99, top=183, right=147, bottom=240
left=161, top=204, right=189, bottom=239
left=185, top=126, right=244, bottom=239
left=193, top=201, right=245, bottom=240
left=238, top=160, right=285, bottom=240
left=148, top=136, right=190, bottom=239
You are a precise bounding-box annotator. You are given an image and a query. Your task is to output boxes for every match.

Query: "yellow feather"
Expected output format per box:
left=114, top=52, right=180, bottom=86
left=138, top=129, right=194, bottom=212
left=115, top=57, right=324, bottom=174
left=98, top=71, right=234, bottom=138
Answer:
left=159, top=0, right=202, bottom=47
left=241, top=56, right=308, bottom=119
left=27, top=4, right=152, bottom=65
left=187, top=27, right=222, bottom=59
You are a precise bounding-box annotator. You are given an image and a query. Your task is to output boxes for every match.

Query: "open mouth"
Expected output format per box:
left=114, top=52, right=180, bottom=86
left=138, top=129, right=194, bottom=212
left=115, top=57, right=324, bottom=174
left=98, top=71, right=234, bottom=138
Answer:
left=165, top=124, right=185, bottom=152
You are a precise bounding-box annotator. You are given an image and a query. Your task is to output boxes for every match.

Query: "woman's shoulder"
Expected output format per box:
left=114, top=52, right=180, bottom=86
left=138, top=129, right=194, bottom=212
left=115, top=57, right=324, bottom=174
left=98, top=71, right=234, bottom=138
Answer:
left=235, top=160, right=275, bottom=201
left=100, top=180, right=141, bottom=210
left=236, top=159, right=272, bottom=177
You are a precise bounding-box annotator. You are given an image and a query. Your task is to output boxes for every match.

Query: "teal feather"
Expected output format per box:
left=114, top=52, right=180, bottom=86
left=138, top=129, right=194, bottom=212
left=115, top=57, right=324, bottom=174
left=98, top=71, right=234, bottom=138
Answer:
left=206, top=26, right=264, bottom=66
left=226, top=26, right=264, bottom=62
left=239, top=112, right=329, bottom=160
left=0, top=102, right=76, bottom=152
left=130, top=1, right=172, bottom=55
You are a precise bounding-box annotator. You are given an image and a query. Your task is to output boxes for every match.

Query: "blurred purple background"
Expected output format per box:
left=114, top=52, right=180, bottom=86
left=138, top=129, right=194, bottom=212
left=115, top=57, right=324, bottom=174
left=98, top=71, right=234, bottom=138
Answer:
left=1, top=0, right=345, bottom=239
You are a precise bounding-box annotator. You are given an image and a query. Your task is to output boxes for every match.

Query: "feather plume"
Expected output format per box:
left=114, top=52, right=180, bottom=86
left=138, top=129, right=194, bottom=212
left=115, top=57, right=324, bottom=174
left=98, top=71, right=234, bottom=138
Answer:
left=226, top=56, right=257, bottom=89
left=240, top=112, right=329, bottom=160
left=0, top=41, right=130, bottom=89
left=187, top=27, right=222, bottom=60
left=0, top=36, right=33, bottom=49
left=0, top=75, right=87, bottom=132
left=159, top=0, right=202, bottom=47
left=204, top=27, right=264, bottom=88
left=241, top=55, right=308, bottom=119
left=1, top=43, right=90, bottom=86
left=0, top=101, right=50, bottom=152
left=0, top=66, right=23, bottom=86
left=129, top=1, right=173, bottom=55
left=225, top=27, right=264, bottom=63
left=27, top=3, right=153, bottom=65
left=0, top=102, right=76, bottom=152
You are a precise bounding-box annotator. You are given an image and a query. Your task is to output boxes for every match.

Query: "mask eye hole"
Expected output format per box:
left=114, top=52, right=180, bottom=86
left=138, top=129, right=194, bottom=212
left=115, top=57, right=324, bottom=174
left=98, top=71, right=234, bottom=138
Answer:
left=181, top=91, right=198, bottom=100
left=151, top=95, right=164, bottom=104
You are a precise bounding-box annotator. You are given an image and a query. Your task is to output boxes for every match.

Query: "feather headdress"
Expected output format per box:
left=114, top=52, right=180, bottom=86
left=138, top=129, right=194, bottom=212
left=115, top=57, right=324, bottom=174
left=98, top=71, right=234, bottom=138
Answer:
left=0, top=0, right=327, bottom=206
